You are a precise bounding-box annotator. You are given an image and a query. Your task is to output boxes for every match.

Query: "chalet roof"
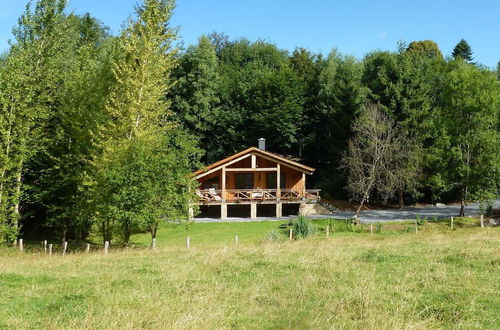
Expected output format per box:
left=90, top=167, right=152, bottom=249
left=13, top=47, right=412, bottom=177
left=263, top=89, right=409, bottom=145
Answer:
left=192, top=147, right=315, bottom=179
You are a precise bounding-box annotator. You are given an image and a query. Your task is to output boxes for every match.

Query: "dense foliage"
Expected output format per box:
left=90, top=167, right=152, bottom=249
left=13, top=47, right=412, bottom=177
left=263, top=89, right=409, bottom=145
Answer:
left=1, top=0, right=499, bottom=245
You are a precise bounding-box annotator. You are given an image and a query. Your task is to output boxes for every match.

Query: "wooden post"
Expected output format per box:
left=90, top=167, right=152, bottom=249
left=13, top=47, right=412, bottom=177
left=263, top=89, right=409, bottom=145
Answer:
left=451, top=216, right=454, bottom=230
left=326, top=226, right=329, bottom=237
left=186, top=236, right=190, bottom=249
left=48, top=244, right=53, bottom=256
left=19, top=239, right=23, bottom=253
left=221, top=167, right=226, bottom=202
left=62, top=241, right=68, bottom=256
left=276, top=164, right=281, bottom=199
left=415, top=219, right=418, bottom=234
left=370, top=223, right=373, bottom=235
left=235, top=235, right=239, bottom=246
left=289, top=228, right=293, bottom=241
left=480, top=214, right=484, bottom=228
left=104, top=241, right=109, bottom=255
left=86, top=243, right=90, bottom=253
left=152, top=238, right=156, bottom=249
left=44, top=240, right=47, bottom=254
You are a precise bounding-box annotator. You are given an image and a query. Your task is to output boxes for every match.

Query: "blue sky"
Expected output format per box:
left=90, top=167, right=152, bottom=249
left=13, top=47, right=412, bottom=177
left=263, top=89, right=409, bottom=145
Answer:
left=1, top=0, right=499, bottom=68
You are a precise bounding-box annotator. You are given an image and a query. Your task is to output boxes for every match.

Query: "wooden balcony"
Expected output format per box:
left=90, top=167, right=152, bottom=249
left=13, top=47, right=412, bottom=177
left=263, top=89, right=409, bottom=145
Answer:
left=196, top=188, right=321, bottom=204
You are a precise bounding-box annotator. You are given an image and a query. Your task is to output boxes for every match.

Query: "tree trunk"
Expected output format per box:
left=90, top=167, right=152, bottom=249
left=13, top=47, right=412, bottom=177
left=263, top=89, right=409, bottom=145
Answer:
left=398, top=190, right=404, bottom=209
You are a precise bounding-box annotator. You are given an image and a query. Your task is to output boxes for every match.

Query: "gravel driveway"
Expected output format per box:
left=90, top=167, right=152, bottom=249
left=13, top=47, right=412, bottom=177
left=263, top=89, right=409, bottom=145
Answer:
left=194, top=199, right=500, bottom=223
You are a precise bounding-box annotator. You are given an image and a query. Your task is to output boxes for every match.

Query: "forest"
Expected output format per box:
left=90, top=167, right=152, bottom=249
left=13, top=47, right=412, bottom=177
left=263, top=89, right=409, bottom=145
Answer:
left=0, top=0, right=499, bottom=245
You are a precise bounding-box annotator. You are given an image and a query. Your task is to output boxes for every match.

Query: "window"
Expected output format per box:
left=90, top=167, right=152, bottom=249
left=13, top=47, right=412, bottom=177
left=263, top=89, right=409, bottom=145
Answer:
left=266, top=173, right=286, bottom=189
left=202, top=176, right=219, bottom=189
left=235, top=173, right=254, bottom=189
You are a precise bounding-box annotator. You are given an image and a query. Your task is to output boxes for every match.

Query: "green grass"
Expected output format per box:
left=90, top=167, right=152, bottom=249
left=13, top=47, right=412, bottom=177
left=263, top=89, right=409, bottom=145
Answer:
left=1, top=221, right=499, bottom=329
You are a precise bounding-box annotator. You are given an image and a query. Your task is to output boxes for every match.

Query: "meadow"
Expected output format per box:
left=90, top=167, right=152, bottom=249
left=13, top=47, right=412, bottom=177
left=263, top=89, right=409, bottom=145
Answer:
left=0, top=219, right=499, bottom=329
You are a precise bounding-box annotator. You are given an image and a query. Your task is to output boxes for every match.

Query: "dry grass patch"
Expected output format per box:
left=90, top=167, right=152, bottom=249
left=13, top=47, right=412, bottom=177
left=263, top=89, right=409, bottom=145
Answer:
left=0, top=227, right=499, bottom=329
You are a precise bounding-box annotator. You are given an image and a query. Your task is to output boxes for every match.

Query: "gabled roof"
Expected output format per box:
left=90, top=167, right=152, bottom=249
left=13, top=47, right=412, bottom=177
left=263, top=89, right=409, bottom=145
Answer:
left=192, top=147, right=315, bottom=179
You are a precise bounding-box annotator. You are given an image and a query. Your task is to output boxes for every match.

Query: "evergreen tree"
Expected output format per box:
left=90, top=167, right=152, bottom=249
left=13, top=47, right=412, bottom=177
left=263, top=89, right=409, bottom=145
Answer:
left=452, top=39, right=474, bottom=63
left=171, top=35, right=220, bottom=162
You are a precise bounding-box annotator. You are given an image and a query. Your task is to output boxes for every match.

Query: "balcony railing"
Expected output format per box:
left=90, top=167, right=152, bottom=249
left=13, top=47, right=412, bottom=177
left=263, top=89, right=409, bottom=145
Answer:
left=196, top=188, right=320, bottom=203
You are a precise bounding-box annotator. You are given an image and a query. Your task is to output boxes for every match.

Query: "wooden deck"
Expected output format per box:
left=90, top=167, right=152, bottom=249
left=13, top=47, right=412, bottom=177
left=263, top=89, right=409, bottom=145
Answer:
left=196, top=188, right=321, bottom=204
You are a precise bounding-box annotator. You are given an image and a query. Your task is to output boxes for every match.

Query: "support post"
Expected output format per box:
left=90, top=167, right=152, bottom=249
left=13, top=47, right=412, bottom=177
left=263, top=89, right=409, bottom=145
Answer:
left=276, top=202, right=282, bottom=218
left=48, top=244, right=53, bottom=256
left=235, top=235, right=239, bottom=246
left=104, top=241, right=109, bottom=255
left=276, top=164, right=281, bottom=199
left=86, top=243, right=90, bottom=253
left=451, top=216, right=454, bottom=230
left=480, top=214, right=484, bottom=228
left=370, top=223, right=373, bottom=235
left=44, top=240, right=47, bottom=254
left=251, top=154, right=256, bottom=169
left=221, top=167, right=226, bottom=202
left=186, top=236, right=190, bottom=249
left=289, top=228, right=293, bottom=241
left=326, top=226, right=330, bottom=237
left=250, top=203, right=257, bottom=219
left=221, top=203, right=227, bottom=220
left=62, top=241, right=68, bottom=256
left=302, top=172, right=306, bottom=198
left=415, top=219, right=418, bottom=234
left=19, top=239, right=23, bottom=253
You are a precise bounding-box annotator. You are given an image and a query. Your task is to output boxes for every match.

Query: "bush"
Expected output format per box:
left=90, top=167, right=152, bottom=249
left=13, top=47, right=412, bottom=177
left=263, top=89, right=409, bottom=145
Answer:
left=375, top=222, right=383, bottom=233
left=327, top=218, right=358, bottom=233
left=292, top=216, right=316, bottom=239
left=264, top=230, right=282, bottom=242
left=416, top=215, right=427, bottom=226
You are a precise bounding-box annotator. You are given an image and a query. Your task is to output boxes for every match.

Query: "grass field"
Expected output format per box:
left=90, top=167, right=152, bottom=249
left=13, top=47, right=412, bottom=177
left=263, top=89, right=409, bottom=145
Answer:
left=1, top=220, right=499, bottom=329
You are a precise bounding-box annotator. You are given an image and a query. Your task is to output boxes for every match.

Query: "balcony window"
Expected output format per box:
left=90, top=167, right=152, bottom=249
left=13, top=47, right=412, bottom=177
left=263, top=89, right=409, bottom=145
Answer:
left=266, top=173, right=286, bottom=189
left=235, top=173, right=254, bottom=189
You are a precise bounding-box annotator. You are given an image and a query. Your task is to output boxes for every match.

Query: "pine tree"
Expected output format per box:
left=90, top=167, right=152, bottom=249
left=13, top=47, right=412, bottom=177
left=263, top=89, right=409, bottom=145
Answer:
left=452, top=39, right=474, bottom=63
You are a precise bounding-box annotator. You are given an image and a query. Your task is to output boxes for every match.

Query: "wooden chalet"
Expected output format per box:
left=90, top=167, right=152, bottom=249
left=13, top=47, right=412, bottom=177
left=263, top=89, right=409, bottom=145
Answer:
left=192, top=139, right=320, bottom=219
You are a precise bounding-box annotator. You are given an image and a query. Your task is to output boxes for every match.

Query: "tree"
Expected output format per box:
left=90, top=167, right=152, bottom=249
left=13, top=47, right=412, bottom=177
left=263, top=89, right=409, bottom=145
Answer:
left=497, top=60, right=500, bottom=80
left=91, top=0, right=200, bottom=245
left=452, top=39, right=474, bottom=63
left=0, top=0, right=69, bottom=244
left=406, top=40, right=443, bottom=59
left=171, top=35, right=220, bottom=142
left=438, top=62, right=500, bottom=216
left=342, top=104, right=420, bottom=216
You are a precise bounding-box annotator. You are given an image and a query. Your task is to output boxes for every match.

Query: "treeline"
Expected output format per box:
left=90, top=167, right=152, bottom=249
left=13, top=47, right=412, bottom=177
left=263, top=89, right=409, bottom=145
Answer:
left=1, top=0, right=499, bottom=245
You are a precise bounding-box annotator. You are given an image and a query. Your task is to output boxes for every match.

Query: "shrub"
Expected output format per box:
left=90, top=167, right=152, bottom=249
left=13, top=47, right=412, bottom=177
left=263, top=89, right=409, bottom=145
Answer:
left=327, top=218, right=358, bottom=233
left=264, top=230, right=282, bottom=242
left=416, top=215, right=427, bottom=226
left=375, top=222, right=383, bottom=233
left=292, top=216, right=316, bottom=239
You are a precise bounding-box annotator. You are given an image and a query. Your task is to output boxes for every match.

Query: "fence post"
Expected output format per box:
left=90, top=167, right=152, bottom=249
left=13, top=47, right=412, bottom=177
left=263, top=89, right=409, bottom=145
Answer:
left=326, top=226, right=329, bottom=237
left=104, top=241, right=109, bottom=255
left=451, top=216, right=454, bottom=230
left=415, top=219, right=418, bottom=234
left=480, top=214, right=484, bottom=228
left=289, top=228, right=293, bottom=241
left=186, top=236, right=190, bottom=249
left=19, top=239, right=23, bottom=253
left=62, top=241, right=68, bottom=256
left=43, top=240, right=47, bottom=254
left=370, top=223, right=373, bottom=235
left=235, top=235, right=239, bottom=246
left=86, top=243, right=90, bottom=253
left=48, top=244, right=53, bottom=256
